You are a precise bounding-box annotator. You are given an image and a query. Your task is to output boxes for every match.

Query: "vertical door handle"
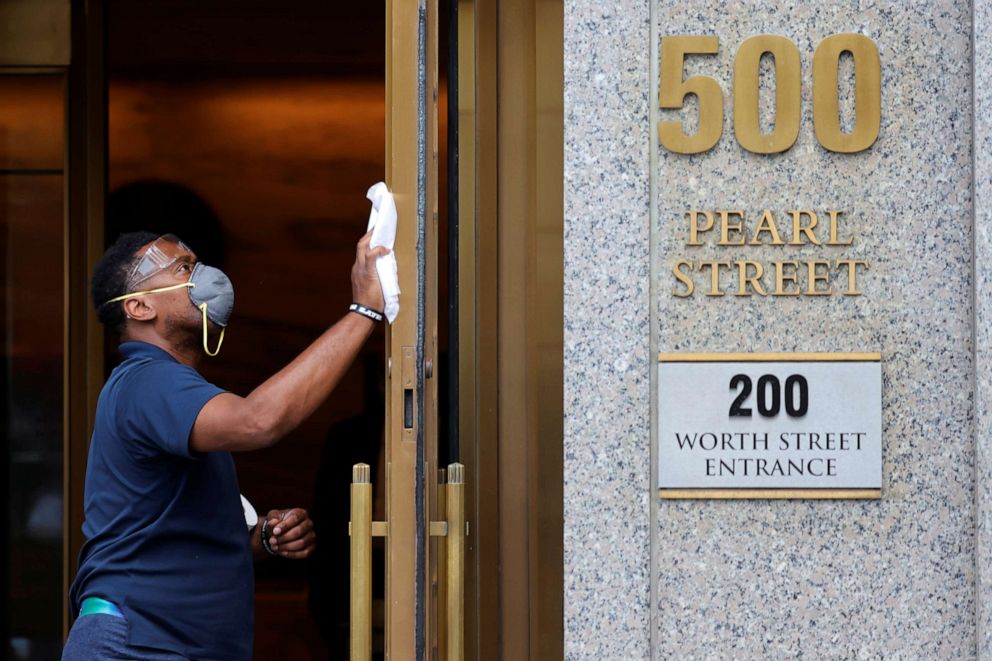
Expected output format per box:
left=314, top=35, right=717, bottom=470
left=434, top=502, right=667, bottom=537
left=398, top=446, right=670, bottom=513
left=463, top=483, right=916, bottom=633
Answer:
left=350, top=464, right=372, bottom=661
left=445, top=463, right=466, bottom=661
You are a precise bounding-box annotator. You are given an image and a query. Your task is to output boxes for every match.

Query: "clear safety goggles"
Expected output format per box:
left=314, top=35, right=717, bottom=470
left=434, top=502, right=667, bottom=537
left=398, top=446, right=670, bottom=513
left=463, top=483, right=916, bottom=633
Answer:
left=126, top=234, right=195, bottom=289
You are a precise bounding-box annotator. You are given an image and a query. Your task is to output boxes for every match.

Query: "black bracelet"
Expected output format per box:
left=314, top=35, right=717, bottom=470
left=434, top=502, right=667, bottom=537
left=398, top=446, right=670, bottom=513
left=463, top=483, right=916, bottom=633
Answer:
left=260, top=519, right=279, bottom=557
left=349, top=303, right=384, bottom=322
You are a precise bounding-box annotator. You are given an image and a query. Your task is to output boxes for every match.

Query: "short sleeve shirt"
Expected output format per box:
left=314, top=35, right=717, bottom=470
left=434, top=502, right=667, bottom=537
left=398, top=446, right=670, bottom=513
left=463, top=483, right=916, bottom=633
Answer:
left=69, top=342, right=254, bottom=660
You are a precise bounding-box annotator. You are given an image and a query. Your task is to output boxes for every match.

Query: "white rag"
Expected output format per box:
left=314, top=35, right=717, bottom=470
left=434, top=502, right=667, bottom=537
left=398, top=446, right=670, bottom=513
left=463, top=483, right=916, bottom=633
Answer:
left=240, top=494, right=258, bottom=530
left=366, top=182, right=400, bottom=323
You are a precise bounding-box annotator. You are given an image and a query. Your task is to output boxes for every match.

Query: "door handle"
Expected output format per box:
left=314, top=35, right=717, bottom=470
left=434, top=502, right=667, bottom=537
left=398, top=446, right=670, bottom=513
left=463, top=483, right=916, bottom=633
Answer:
left=443, top=463, right=466, bottom=661
left=349, top=462, right=465, bottom=660
left=349, top=464, right=373, bottom=661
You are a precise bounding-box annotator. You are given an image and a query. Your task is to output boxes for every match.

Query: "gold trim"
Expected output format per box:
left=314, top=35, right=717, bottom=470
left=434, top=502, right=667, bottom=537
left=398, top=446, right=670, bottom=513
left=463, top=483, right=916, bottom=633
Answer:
left=658, top=351, right=881, bottom=362
left=65, top=2, right=106, bottom=637
left=455, top=2, right=484, bottom=658
left=495, top=1, right=564, bottom=658
left=0, top=66, right=66, bottom=74
left=384, top=0, right=433, bottom=654
left=0, top=1, right=71, bottom=66
left=471, top=1, right=501, bottom=658
left=659, top=489, right=881, bottom=500
left=437, top=468, right=448, bottom=661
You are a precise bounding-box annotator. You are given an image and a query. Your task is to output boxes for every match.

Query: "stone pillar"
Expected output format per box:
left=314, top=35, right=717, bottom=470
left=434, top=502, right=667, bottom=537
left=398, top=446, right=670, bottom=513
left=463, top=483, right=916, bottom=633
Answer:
left=975, top=0, right=992, bottom=657
left=564, top=0, right=652, bottom=658
left=566, top=0, right=980, bottom=657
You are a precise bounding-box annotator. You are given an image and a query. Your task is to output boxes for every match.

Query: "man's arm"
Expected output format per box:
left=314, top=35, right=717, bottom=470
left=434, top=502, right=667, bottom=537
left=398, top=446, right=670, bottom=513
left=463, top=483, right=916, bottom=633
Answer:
left=190, top=231, right=388, bottom=453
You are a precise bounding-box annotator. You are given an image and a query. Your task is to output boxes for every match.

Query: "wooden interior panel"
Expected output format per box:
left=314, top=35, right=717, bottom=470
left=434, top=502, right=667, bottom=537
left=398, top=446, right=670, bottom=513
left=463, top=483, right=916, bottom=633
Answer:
left=0, top=75, right=64, bottom=170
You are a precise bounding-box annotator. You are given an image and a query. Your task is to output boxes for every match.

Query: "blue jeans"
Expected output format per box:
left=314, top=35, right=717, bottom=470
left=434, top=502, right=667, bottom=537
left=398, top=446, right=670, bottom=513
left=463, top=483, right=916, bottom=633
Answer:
left=62, top=614, right=189, bottom=660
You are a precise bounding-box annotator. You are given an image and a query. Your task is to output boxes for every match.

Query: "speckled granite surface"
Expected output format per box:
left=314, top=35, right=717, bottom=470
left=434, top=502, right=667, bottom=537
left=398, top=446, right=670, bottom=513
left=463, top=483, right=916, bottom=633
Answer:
left=565, top=0, right=979, bottom=658
left=975, top=1, right=992, bottom=658
left=564, top=0, right=652, bottom=659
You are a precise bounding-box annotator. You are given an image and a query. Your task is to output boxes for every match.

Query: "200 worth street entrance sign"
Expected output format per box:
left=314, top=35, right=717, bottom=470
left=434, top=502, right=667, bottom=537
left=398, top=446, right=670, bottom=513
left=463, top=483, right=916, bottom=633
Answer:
left=657, top=353, right=881, bottom=498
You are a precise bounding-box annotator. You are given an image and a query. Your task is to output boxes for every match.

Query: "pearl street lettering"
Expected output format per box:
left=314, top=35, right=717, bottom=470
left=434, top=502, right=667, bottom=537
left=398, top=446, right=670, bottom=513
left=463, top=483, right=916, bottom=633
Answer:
left=671, top=209, right=869, bottom=298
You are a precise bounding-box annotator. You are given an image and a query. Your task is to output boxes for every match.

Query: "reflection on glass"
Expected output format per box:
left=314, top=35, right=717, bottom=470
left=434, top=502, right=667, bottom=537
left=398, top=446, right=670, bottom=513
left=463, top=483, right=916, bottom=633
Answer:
left=0, top=75, right=64, bottom=171
left=1, top=73, right=65, bottom=661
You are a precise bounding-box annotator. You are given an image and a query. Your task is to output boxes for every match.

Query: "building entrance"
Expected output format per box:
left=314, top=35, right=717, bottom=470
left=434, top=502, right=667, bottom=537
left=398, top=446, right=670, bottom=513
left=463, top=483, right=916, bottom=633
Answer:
left=103, top=2, right=441, bottom=656
left=0, top=2, right=563, bottom=659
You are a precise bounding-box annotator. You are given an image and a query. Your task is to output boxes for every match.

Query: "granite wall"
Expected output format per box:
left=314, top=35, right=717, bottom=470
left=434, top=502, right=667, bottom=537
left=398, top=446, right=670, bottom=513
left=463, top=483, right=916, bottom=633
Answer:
left=975, top=0, right=992, bottom=656
left=565, top=0, right=986, bottom=658
left=563, top=0, right=652, bottom=656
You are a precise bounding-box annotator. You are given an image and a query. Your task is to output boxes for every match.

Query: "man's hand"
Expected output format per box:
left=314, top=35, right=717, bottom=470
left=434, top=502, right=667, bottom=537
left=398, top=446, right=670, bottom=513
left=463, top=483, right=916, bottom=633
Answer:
left=252, top=508, right=316, bottom=560
left=351, top=230, right=389, bottom=311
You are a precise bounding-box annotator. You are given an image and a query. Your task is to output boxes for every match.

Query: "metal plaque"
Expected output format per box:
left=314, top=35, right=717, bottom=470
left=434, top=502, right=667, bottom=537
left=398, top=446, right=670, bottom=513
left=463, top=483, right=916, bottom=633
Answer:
left=657, top=353, right=882, bottom=499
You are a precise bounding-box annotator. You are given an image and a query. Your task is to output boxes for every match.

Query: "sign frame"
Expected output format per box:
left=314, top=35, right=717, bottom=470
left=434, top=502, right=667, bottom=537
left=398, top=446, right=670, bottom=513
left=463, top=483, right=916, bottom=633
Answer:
left=656, top=352, right=882, bottom=500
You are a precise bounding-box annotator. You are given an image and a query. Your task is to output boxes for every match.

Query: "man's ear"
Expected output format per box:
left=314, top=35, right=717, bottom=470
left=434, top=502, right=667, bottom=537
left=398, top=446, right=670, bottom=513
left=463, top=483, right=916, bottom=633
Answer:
left=123, top=296, right=156, bottom=322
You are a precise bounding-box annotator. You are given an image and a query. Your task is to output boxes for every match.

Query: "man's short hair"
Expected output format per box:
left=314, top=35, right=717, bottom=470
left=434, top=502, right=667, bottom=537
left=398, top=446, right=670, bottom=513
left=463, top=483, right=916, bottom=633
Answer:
left=91, top=231, right=159, bottom=335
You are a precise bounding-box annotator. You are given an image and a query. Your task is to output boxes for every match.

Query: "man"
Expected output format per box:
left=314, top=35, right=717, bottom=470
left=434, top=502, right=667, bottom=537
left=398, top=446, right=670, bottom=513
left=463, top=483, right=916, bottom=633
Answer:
left=63, top=230, right=388, bottom=660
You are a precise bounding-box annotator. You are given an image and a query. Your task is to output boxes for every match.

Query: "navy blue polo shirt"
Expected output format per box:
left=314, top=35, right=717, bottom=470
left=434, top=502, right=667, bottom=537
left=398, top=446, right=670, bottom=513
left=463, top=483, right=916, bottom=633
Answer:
left=70, top=341, right=254, bottom=660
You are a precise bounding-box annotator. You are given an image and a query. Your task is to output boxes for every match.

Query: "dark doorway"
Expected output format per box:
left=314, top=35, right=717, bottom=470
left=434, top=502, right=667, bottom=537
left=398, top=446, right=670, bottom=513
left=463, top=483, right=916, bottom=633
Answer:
left=106, top=2, right=387, bottom=657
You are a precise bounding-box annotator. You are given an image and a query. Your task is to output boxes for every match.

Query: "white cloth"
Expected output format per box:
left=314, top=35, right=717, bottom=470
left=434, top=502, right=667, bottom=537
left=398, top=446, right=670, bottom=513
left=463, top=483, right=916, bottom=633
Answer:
left=366, top=182, right=400, bottom=323
left=240, top=494, right=258, bottom=530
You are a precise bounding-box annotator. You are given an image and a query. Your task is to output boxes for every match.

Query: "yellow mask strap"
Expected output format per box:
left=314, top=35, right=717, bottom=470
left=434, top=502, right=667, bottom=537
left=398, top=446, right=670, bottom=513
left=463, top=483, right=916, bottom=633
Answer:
left=104, top=281, right=194, bottom=304
left=200, top=303, right=225, bottom=357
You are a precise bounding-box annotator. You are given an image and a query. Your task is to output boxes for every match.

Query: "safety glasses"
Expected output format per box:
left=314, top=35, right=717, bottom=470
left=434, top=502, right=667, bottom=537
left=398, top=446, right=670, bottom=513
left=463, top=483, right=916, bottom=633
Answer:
left=126, top=234, right=195, bottom=289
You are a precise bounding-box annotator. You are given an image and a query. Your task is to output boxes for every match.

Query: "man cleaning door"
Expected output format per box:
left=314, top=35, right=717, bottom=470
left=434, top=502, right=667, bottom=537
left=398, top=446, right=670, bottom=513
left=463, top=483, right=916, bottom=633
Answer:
left=63, top=229, right=389, bottom=660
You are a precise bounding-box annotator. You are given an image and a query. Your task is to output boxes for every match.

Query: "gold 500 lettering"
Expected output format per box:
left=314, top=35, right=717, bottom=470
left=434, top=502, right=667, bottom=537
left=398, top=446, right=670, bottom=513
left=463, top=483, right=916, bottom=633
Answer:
left=658, top=33, right=881, bottom=155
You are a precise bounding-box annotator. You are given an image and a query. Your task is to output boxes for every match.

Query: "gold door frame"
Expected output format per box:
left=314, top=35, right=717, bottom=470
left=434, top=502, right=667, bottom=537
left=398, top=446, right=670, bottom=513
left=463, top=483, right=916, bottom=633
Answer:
left=454, top=1, right=563, bottom=658
left=2, top=0, right=107, bottom=640
left=385, top=2, right=564, bottom=657
left=64, top=1, right=108, bottom=638
left=384, top=0, right=440, bottom=657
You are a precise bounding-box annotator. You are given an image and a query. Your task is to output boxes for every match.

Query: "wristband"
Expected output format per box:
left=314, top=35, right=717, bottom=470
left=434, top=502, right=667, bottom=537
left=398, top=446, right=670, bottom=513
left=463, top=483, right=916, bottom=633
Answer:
left=260, top=519, right=279, bottom=557
left=349, top=303, right=384, bottom=323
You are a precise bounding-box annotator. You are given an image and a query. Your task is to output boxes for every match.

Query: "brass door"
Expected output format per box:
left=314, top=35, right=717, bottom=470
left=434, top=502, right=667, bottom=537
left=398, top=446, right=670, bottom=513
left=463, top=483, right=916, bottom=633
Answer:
left=385, top=0, right=437, bottom=655
left=354, top=2, right=565, bottom=659
left=382, top=0, right=444, bottom=658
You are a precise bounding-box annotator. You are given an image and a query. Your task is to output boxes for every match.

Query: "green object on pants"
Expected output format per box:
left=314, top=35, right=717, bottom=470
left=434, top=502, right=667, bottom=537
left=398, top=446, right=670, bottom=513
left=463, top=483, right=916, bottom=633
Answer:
left=79, top=596, right=123, bottom=618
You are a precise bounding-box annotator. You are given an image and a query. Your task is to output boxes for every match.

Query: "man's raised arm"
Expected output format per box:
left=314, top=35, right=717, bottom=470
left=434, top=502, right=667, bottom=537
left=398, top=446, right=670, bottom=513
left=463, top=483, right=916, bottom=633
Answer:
left=190, top=232, right=389, bottom=453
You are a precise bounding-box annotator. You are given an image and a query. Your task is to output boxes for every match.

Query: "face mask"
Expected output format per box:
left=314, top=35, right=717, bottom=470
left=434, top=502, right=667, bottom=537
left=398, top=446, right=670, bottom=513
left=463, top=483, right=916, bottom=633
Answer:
left=188, top=263, right=234, bottom=356
left=104, top=262, right=235, bottom=357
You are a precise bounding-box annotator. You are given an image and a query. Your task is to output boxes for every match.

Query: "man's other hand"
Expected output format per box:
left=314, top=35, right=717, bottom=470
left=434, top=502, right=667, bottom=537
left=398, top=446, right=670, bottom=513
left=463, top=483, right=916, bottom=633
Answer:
left=262, top=508, right=316, bottom=560
left=351, top=230, right=389, bottom=311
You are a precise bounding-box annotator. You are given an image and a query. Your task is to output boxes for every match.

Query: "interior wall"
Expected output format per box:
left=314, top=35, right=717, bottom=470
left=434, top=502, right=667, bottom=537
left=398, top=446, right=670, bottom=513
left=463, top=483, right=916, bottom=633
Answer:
left=106, top=2, right=387, bottom=657
left=108, top=72, right=385, bottom=535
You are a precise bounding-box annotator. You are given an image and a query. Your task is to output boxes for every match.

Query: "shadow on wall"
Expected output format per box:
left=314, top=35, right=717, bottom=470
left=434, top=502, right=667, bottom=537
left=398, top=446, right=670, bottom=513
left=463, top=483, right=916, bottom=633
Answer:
left=102, top=180, right=227, bottom=376
left=106, top=180, right=226, bottom=266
